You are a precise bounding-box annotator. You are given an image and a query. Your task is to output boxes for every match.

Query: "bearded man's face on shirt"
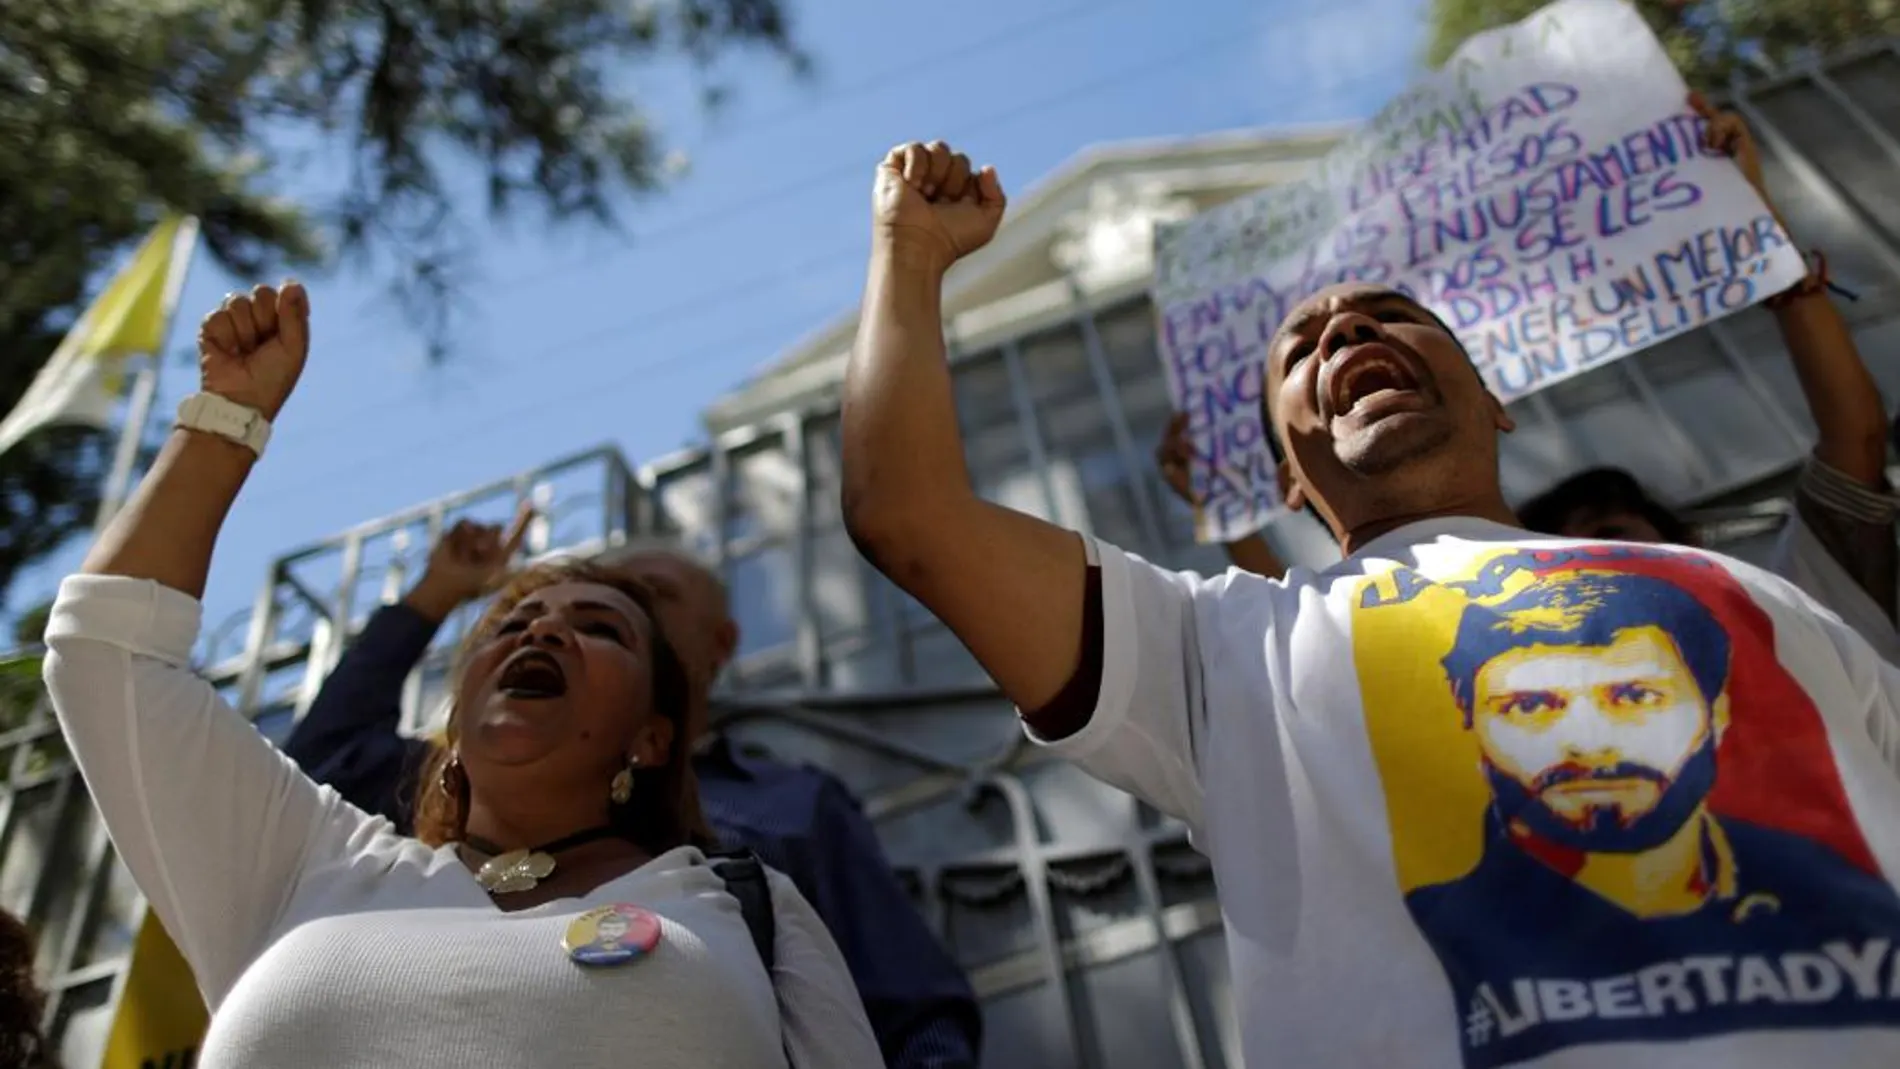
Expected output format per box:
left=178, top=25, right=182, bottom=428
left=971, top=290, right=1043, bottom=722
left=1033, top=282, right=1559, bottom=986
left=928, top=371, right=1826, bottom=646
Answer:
left=1470, top=630, right=1736, bottom=863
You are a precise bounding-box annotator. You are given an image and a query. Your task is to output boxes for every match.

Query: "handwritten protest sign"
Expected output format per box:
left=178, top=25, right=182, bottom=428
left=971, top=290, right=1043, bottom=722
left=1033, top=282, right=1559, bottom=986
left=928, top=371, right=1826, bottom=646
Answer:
left=1151, top=0, right=1809, bottom=543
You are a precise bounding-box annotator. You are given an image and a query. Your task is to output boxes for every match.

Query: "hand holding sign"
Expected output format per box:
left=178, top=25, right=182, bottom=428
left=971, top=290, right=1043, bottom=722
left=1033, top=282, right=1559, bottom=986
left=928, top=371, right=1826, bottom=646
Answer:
left=1689, top=93, right=1767, bottom=201
left=1151, top=0, right=1808, bottom=544
left=872, top=140, right=1007, bottom=275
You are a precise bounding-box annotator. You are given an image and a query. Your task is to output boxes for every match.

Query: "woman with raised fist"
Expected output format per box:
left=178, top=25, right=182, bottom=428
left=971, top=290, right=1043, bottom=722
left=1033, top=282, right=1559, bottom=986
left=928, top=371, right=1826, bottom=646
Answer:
left=40, top=284, right=880, bottom=1067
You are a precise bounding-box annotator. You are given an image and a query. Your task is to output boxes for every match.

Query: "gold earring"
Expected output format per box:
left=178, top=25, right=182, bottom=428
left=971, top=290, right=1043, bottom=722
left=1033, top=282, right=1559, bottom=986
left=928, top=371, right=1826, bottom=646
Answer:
left=439, top=753, right=467, bottom=797
left=609, top=755, right=639, bottom=805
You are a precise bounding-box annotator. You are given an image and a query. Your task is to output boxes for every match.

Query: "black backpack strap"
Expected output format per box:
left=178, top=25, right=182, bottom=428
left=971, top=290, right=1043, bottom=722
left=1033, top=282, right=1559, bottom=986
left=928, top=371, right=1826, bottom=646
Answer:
left=710, top=848, right=776, bottom=973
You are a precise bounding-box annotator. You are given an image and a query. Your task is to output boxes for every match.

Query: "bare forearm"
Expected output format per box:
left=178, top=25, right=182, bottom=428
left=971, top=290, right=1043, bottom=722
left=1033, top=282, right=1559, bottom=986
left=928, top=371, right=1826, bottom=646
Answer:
left=80, top=429, right=253, bottom=598
left=840, top=240, right=1087, bottom=710
left=1776, top=291, right=1889, bottom=485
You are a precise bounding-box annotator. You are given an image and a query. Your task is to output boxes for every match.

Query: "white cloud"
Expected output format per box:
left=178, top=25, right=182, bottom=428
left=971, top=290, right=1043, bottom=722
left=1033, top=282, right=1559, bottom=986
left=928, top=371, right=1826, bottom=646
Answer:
left=1251, top=0, right=1433, bottom=126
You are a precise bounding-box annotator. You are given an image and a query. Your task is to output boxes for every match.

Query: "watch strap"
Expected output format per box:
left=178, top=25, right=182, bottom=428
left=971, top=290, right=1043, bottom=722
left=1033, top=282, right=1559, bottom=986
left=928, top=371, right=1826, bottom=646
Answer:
left=175, top=392, right=271, bottom=457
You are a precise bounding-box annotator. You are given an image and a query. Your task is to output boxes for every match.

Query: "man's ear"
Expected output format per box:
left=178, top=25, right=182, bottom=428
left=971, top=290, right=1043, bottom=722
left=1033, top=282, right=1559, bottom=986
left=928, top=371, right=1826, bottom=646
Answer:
left=1489, top=391, right=1516, bottom=434
left=1277, top=458, right=1307, bottom=512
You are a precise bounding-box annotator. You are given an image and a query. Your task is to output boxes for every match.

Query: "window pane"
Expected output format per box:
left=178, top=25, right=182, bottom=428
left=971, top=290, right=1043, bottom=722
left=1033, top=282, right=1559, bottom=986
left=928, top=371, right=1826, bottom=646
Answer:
left=728, top=439, right=800, bottom=542
left=954, top=352, right=1049, bottom=519
left=828, top=637, right=902, bottom=692
left=809, top=527, right=872, bottom=638
left=728, top=545, right=798, bottom=658
left=1018, top=322, right=1093, bottom=405
left=804, top=414, right=843, bottom=522
left=654, top=465, right=719, bottom=558
left=1540, top=363, right=1700, bottom=503
left=53, top=979, right=118, bottom=1069
left=0, top=780, right=64, bottom=917
left=1749, top=83, right=1900, bottom=322
left=76, top=852, right=142, bottom=968
left=32, top=786, right=101, bottom=974
left=1752, top=72, right=1900, bottom=308
left=1095, top=299, right=1198, bottom=552
left=1019, top=324, right=1152, bottom=551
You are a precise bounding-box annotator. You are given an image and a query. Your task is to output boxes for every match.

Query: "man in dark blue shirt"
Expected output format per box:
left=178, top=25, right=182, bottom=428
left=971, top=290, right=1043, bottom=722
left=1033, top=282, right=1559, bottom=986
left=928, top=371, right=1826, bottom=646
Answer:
left=282, top=518, right=981, bottom=1068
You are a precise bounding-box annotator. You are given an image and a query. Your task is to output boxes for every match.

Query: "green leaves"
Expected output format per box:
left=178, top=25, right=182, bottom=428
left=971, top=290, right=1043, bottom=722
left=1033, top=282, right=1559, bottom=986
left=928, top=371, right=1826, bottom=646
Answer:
left=0, top=655, right=41, bottom=683
left=0, top=0, right=804, bottom=607
left=1424, top=0, right=1898, bottom=89
left=0, top=653, right=44, bottom=737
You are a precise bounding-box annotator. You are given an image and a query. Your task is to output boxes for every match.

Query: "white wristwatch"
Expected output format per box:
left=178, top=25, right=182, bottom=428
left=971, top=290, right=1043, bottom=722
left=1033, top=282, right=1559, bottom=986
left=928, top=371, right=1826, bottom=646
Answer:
left=175, top=392, right=272, bottom=457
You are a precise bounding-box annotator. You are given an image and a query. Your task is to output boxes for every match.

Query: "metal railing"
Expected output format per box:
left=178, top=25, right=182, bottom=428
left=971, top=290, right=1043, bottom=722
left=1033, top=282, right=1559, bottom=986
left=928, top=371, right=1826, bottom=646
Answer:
left=14, top=39, right=1900, bottom=1069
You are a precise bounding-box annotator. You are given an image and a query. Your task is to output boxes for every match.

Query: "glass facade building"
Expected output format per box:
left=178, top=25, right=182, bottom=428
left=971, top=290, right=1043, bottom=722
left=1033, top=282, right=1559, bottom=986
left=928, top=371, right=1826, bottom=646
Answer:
left=15, top=44, right=1900, bottom=1069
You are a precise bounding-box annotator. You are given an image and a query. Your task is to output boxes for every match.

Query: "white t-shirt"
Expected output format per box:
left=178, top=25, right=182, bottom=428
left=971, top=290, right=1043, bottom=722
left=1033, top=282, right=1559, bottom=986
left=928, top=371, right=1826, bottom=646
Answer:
left=1037, top=519, right=1900, bottom=1069
left=43, top=575, right=882, bottom=1069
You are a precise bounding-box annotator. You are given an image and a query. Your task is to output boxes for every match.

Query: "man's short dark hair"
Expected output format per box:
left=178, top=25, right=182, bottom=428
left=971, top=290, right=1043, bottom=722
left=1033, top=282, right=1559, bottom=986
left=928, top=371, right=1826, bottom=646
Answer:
left=1518, top=468, right=1695, bottom=545
left=1440, top=570, right=1730, bottom=724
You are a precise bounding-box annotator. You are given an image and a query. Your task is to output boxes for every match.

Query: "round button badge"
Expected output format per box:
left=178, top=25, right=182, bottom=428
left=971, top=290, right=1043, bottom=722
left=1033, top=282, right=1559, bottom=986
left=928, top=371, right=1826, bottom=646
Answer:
left=563, top=903, right=664, bottom=967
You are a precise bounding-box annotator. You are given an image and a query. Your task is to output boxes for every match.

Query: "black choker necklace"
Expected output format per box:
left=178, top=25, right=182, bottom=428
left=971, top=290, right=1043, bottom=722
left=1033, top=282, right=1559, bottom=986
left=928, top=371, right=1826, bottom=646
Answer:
left=463, top=825, right=621, bottom=895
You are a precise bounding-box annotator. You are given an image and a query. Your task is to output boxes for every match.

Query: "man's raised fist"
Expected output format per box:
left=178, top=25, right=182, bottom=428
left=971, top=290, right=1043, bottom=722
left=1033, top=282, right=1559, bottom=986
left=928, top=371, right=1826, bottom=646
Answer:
left=198, top=282, right=310, bottom=421
left=871, top=140, right=1006, bottom=273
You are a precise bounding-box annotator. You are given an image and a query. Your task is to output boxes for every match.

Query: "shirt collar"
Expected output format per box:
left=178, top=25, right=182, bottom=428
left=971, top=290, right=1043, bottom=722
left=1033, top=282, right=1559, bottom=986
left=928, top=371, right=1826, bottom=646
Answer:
left=1347, top=515, right=1528, bottom=561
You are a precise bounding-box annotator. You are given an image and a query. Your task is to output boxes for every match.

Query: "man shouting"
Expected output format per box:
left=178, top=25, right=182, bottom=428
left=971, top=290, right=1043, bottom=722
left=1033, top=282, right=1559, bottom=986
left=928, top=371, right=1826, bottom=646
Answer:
left=839, top=139, right=1900, bottom=1068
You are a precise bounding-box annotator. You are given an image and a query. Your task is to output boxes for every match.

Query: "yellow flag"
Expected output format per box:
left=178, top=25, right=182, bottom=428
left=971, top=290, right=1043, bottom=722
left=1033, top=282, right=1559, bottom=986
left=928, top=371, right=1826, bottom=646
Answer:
left=98, top=910, right=209, bottom=1069
left=0, top=216, right=197, bottom=456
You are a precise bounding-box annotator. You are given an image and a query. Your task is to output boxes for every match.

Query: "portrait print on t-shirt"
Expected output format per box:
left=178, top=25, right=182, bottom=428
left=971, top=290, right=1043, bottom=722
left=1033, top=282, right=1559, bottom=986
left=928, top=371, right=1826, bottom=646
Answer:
left=1351, top=542, right=1900, bottom=1069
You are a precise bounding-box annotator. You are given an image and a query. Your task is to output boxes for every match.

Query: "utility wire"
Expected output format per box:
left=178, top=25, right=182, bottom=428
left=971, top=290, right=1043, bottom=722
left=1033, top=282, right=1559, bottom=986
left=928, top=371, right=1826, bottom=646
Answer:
left=243, top=4, right=1378, bottom=499
left=273, top=10, right=1283, bottom=449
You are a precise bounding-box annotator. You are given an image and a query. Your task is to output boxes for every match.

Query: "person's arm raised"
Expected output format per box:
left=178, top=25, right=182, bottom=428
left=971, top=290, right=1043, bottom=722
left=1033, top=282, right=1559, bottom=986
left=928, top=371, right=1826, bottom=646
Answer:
left=840, top=141, right=1088, bottom=714
left=1694, top=94, right=1898, bottom=622
left=1690, top=95, right=1889, bottom=486
left=46, top=284, right=374, bottom=1007
left=82, top=284, right=309, bottom=588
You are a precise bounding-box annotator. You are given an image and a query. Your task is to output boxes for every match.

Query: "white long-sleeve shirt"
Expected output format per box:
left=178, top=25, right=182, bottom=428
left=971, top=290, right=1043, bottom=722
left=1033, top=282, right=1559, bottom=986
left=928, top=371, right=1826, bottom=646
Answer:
left=43, top=574, right=883, bottom=1069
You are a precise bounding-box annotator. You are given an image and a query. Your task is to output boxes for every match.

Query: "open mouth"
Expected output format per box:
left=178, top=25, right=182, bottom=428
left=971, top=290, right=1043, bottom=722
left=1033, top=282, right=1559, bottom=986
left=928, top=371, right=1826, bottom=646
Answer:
left=1327, top=343, right=1424, bottom=418
left=497, top=648, right=568, bottom=700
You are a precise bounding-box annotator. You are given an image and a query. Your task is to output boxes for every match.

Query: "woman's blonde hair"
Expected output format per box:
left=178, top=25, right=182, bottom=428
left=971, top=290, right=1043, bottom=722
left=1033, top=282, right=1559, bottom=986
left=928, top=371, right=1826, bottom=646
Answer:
left=412, top=558, right=711, bottom=853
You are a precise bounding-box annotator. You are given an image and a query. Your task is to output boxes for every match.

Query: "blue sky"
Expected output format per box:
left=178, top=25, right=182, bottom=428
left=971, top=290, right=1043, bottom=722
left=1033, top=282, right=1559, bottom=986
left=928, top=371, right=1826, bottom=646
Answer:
left=20, top=0, right=1430, bottom=630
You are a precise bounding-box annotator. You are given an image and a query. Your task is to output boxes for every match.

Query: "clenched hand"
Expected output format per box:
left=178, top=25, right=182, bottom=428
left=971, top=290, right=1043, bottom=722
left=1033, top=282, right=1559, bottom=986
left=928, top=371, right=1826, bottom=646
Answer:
left=198, top=283, right=311, bottom=421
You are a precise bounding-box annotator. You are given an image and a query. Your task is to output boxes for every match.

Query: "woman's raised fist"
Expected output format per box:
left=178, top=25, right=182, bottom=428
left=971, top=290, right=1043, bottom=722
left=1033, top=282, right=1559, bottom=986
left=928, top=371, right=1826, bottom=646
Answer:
left=198, top=282, right=310, bottom=421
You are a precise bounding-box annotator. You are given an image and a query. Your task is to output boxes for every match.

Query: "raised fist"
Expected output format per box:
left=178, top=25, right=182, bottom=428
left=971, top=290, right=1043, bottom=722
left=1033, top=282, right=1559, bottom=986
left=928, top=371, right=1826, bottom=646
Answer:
left=872, top=140, right=1006, bottom=272
left=1689, top=92, right=1765, bottom=199
left=198, top=282, right=310, bottom=421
